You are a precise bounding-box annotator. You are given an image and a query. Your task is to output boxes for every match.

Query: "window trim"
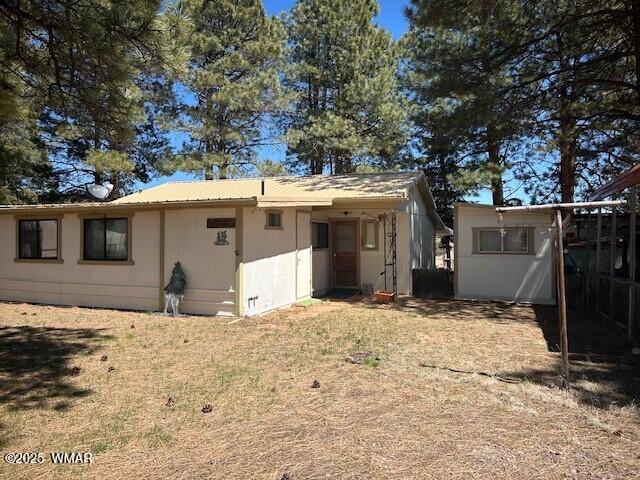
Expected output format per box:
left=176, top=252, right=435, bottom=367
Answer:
left=312, top=221, right=329, bottom=250
left=361, top=219, right=378, bottom=251
left=472, top=226, right=535, bottom=255
left=265, top=209, right=283, bottom=230
left=78, top=213, right=134, bottom=265
left=14, top=215, right=64, bottom=264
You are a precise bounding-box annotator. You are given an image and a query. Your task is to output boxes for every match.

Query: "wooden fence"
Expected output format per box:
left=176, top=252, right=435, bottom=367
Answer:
left=412, top=268, right=454, bottom=299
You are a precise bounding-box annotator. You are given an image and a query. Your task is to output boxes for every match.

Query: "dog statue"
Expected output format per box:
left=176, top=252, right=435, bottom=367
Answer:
left=163, top=261, right=187, bottom=317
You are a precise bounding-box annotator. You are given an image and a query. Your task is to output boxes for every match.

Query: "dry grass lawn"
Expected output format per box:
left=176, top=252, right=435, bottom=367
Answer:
left=0, top=298, right=639, bottom=479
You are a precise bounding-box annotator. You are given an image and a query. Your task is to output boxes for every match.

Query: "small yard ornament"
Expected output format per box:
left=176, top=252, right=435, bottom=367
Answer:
left=163, top=261, right=187, bottom=317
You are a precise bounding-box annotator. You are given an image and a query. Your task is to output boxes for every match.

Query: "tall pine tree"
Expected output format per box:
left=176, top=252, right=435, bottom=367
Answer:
left=284, top=0, right=409, bottom=174
left=0, top=0, right=163, bottom=200
left=405, top=0, right=532, bottom=206
left=161, top=0, right=287, bottom=180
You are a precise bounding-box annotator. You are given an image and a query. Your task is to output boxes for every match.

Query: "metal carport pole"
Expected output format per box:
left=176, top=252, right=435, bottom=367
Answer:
left=496, top=200, right=627, bottom=388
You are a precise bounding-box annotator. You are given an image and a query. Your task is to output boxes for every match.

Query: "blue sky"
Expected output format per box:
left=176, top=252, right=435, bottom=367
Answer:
left=146, top=0, right=494, bottom=204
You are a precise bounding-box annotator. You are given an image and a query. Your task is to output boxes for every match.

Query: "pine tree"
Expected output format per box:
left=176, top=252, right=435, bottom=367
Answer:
left=405, top=0, right=532, bottom=206
left=284, top=0, right=409, bottom=175
left=161, top=0, right=287, bottom=180
left=0, top=0, right=163, bottom=200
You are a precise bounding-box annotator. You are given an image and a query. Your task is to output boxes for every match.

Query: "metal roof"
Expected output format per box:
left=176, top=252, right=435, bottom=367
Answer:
left=0, top=172, right=451, bottom=233
left=111, top=172, right=421, bottom=204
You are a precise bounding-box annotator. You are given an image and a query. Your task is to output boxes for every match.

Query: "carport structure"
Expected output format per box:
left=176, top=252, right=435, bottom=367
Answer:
left=495, top=189, right=637, bottom=386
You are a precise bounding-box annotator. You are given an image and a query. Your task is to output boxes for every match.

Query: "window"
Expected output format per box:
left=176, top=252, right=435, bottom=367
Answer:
left=474, top=227, right=532, bottom=254
left=265, top=210, right=283, bottom=230
left=83, top=218, right=129, bottom=261
left=362, top=220, right=378, bottom=250
left=17, top=219, right=59, bottom=260
left=312, top=222, right=329, bottom=249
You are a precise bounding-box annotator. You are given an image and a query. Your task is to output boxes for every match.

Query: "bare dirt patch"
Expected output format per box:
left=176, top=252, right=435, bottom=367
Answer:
left=0, top=299, right=638, bottom=479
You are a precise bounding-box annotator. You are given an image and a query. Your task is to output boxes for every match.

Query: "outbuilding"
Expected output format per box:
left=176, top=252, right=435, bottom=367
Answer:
left=454, top=203, right=556, bottom=304
left=0, top=172, right=447, bottom=316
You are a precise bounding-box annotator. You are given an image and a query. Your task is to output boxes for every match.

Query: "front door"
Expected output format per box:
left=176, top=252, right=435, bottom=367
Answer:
left=296, top=211, right=312, bottom=299
left=331, top=220, right=358, bottom=287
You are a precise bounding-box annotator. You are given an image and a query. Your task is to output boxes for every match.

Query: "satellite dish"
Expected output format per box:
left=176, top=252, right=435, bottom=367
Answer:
left=88, top=181, right=114, bottom=200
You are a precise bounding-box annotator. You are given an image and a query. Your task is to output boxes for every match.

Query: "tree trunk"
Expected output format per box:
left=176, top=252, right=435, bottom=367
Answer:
left=204, top=138, right=214, bottom=180
left=487, top=123, right=503, bottom=205
left=559, top=108, right=577, bottom=203
left=556, top=32, right=577, bottom=203
left=334, top=151, right=354, bottom=174
left=311, top=150, right=324, bottom=174
left=632, top=1, right=640, bottom=98
left=219, top=162, right=228, bottom=180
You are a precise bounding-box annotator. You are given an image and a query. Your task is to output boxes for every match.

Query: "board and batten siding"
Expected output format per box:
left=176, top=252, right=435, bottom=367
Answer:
left=455, top=204, right=555, bottom=304
left=0, top=211, right=161, bottom=311
left=163, top=208, right=236, bottom=316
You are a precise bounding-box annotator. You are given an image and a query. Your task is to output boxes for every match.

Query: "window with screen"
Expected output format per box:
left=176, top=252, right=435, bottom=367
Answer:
left=18, top=219, right=59, bottom=260
left=265, top=211, right=283, bottom=229
left=312, top=222, right=328, bottom=249
left=362, top=220, right=377, bottom=250
left=83, top=218, right=129, bottom=261
left=475, top=227, right=531, bottom=254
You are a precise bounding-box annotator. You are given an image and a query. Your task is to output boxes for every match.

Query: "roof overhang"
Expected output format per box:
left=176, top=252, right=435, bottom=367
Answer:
left=495, top=200, right=626, bottom=213
left=590, top=163, right=640, bottom=201
left=417, top=173, right=452, bottom=235
left=0, top=197, right=258, bottom=214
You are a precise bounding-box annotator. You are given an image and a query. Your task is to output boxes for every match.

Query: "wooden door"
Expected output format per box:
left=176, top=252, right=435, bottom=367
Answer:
left=331, top=220, right=358, bottom=287
left=296, top=211, right=312, bottom=299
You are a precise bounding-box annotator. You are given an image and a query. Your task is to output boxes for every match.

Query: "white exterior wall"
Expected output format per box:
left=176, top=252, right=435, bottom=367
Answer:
left=163, top=208, right=236, bottom=316
left=312, top=249, right=330, bottom=296
left=455, top=205, right=555, bottom=304
left=0, top=211, right=161, bottom=311
left=241, top=207, right=300, bottom=316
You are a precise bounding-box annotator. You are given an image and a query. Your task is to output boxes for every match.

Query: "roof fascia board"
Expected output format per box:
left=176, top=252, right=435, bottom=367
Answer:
left=0, top=198, right=257, bottom=215
left=416, top=173, right=451, bottom=233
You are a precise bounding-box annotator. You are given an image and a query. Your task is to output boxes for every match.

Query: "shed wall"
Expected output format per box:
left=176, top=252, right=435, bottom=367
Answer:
left=455, top=205, right=555, bottom=304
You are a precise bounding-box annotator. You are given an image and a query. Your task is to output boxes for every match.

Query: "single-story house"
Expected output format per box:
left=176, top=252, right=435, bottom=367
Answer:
left=454, top=203, right=556, bottom=304
left=0, top=172, right=448, bottom=316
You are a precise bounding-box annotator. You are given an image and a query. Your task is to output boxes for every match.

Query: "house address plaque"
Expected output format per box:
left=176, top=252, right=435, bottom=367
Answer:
left=206, top=218, right=235, bottom=228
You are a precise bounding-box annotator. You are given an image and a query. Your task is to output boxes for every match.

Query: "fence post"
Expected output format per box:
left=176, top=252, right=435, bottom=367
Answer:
left=629, top=186, right=637, bottom=339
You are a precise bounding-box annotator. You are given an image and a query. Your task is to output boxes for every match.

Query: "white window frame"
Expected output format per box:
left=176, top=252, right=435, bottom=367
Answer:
left=472, top=227, right=535, bottom=255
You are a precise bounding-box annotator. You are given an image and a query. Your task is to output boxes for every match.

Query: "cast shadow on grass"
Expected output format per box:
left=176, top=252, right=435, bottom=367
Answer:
left=505, top=306, right=640, bottom=411
left=0, top=325, right=112, bottom=412
left=361, top=296, right=536, bottom=324
left=363, top=298, right=640, bottom=411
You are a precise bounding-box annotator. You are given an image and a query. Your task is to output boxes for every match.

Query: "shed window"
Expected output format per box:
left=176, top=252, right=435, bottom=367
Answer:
left=312, top=222, right=328, bottom=249
left=265, top=211, right=283, bottom=230
left=18, top=219, right=59, bottom=259
left=362, top=220, right=378, bottom=250
left=475, top=227, right=532, bottom=254
left=83, top=218, right=128, bottom=261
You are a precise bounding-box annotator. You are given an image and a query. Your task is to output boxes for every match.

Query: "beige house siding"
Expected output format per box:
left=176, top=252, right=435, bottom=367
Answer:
left=0, top=173, right=445, bottom=316
left=455, top=204, right=555, bottom=304
left=0, top=211, right=161, bottom=311
left=163, top=208, right=236, bottom=316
